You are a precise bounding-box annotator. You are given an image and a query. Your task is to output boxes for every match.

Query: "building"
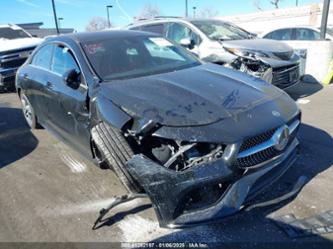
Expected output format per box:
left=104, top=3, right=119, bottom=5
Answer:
left=219, top=3, right=332, bottom=34
left=17, top=22, right=75, bottom=38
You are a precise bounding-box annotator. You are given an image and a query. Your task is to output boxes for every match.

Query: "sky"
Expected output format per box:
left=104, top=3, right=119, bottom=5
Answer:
left=0, top=0, right=321, bottom=31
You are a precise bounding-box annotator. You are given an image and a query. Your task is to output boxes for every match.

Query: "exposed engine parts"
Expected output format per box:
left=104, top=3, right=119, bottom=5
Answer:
left=135, top=135, right=225, bottom=171
left=226, top=57, right=273, bottom=83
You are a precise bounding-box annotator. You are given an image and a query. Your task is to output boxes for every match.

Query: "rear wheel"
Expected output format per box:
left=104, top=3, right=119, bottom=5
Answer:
left=20, top=93, right=41, bottom=129
left=91, top=122, right=142, bottom=193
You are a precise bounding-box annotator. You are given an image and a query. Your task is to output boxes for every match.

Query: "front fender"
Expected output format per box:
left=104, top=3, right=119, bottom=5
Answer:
left=90, top=94, right=132, bottom=130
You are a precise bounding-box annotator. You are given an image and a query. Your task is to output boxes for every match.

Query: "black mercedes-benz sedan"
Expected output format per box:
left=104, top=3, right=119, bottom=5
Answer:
left=16, top=30, right=301, bottom=228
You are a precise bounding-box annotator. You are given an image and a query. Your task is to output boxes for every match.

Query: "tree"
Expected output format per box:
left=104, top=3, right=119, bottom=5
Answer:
left=136, top=4, right=161, bottom=20
left=198, top=7, right=219, bottom=18
left=270, top=0, right=282, bottom=9
left=253, top=0, right=263, bottom=11
left=85, top=17, right=109, bottom=32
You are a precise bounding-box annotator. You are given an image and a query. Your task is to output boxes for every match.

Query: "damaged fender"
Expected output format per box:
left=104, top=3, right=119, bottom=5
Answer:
left=90, top=94, right=132, bottom=130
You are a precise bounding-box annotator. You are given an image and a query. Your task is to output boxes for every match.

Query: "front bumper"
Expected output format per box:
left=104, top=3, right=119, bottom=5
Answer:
left=271, top=64, right=300, bottom=89
left=0, top=67, right=17, bottom=90
left=126, top=138, right=299, bottom=228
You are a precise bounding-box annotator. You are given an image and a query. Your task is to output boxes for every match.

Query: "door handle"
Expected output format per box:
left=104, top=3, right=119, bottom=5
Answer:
left=22, top=73, right=29, bottom=80
left=46, top=81, right=53, bottom=88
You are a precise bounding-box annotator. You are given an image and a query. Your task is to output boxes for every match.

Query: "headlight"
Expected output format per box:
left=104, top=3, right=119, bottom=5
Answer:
left=224, top=47, right=269, bottom=59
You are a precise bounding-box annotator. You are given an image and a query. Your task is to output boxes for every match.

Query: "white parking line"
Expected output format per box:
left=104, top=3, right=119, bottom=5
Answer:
left=297, top=99, right=311, bottom=105
left=118, top=214, right=173, bottom=242
left=59, top=153, right=87, bottom=173
left=54, top=143, right=87, bottom=173
left=41, top=198, right=144, bottom=217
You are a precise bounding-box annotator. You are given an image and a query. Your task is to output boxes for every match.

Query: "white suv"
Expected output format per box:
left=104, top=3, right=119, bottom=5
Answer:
left=127, top=17, right=300, bottom=89
left=0, top=24, right=42, bottom=91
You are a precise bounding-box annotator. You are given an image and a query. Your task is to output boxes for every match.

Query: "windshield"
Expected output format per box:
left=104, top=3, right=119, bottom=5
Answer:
left=191, top=20, right=252, bottom=41
left=82, top=35, right=200, bottom=81
left=0, top=27, right=30, bottom=40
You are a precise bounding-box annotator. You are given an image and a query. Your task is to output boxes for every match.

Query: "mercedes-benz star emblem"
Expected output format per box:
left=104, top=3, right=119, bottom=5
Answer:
left=273, top=125, right=290, bottom=151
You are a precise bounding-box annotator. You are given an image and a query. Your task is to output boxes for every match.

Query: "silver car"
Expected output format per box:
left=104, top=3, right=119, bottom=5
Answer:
left=127, top=17, right=300, bottom=89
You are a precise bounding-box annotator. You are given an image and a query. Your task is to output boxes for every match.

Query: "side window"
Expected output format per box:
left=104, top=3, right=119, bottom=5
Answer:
left=140, top=24, right=164, bottom=35
left=51, top=45, right=80, bottom=75
left=166, top=23, right=201, bottom=45
left=295, top=28, right=320, bottom=40
left=31, top=45, right=53, bottom=69
left=266, top=29, right=293, bottom=40
left=129, top=26, right=142, bottom=31
left=263, top=32, right=272, bottom=39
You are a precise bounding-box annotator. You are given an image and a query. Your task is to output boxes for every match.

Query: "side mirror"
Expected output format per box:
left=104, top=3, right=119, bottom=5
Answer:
left=180, top=38, right=194, bottom=49
left=63, top=69, right=80, bottom=89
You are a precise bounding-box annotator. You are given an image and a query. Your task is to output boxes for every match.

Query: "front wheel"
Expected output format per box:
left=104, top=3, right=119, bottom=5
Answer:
left=20, top=93, right=41, bottom=129
left=91, top=122, right=142, bottom=193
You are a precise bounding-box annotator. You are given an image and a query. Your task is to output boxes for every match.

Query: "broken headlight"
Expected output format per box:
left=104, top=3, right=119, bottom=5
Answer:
left=140, top=137, right=225, bottom=171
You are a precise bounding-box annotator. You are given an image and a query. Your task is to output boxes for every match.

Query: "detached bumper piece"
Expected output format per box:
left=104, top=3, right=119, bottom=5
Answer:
left=125, top=139, right=299, bottom=228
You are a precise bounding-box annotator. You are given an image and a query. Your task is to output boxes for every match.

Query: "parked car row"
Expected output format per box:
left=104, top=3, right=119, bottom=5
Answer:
left=2, top=19, right=313, bottom=92
left=0, top=24, right=42, bottom=91
left=260, top=26, right=333, bottom=41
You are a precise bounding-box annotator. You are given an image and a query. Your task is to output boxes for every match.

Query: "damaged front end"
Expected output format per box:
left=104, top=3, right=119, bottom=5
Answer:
left=120, top=114, right=301, bottom=228
left=225, top=56, right=273, bottom=84
left=222, top=47, right=273, bottom=84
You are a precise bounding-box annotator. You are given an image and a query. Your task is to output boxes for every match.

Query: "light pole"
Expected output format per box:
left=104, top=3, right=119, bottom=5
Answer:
left=51, top=0, right=60, bottom=35
left=58, top=17, right=64, bottom=29
left=106, top=5, right=113, bottom=28
left=320, top=0, right=331, bottom=39
left=193, top=6, right=197, bottom=18
left=296, top=0, right=298, bottom=6
left=185, top=0, right=188, bottom=17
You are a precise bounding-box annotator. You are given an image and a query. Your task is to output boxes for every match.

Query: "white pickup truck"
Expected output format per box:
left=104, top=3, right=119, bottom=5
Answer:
left=0, top=24, right=42, bottom=91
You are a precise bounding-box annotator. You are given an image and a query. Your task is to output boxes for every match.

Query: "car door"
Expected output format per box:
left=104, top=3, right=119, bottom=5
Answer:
left=45, top=43, right=90, bottom=154
left=21, top=44, right=54, bottom=123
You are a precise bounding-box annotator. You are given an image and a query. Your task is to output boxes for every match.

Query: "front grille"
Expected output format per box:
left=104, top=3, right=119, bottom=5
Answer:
left=0, top=57, right=27, bottom=69
left=235, top=116, right=300, bottom=168
left=0, top=46, right=35, bottom=70
left=239, top=127, right=277, bottom=153
left=235, top=147, right=280, bottom=168
left=272, top=65, right=300, bottom=89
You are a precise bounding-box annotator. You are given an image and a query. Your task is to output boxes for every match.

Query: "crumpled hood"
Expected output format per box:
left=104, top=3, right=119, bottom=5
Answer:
left=223, top=38, right=293, bottom=53
left=101, top=63, right=287, bottom=127
left=0, top=37, right=42, bottom=53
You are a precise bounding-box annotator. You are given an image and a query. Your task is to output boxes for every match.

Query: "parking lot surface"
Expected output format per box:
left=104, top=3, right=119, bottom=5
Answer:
left=0, top=82, right=333, bottom=245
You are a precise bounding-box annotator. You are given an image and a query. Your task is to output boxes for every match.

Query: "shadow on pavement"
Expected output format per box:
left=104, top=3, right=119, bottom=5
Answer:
left=0, top=107, right=38, bottom=169
left=94, top=204, right=153, bottom=230
left=286, top=81, right=323, bottom=101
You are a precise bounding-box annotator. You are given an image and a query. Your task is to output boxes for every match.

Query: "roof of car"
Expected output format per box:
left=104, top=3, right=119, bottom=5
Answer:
left=48, top=30, right=156, bottom=43
left=127, top=17, right=225, bottom=27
